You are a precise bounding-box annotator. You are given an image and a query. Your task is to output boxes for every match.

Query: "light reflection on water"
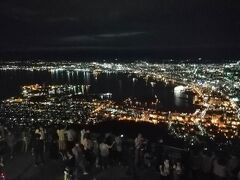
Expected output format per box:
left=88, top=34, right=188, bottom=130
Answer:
left=0, top=70, right=195, bottom=112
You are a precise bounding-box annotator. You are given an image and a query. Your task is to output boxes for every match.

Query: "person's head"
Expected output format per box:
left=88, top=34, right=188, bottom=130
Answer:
left=138, top=133, right=142, bottom=139
left=84, top=132, right=91, bottom=139
left=35, top=129, right=40, bottom=134
left=164, top=159, right=169, bottom=166
left=158, top=139, right=164, bottom=144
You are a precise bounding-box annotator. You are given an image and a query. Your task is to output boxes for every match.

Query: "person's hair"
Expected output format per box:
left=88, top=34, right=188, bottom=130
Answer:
left=35, top=133, right=41, bottom=139
left=84, top=132, right=91, bottom=140
left=79, top=144, right=84, bottom=151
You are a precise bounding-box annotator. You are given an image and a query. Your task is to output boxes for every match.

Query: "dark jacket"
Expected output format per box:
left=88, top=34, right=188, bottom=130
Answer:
left=33, top=137, right=44, bottom=153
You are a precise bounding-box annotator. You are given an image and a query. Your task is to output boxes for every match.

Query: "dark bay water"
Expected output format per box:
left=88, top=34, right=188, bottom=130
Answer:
left=0, top=70, right=195, bottom=112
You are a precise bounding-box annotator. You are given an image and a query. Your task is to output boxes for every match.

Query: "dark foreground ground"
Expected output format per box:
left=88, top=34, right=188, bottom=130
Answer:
left=4, top=151, right=160, bottom=180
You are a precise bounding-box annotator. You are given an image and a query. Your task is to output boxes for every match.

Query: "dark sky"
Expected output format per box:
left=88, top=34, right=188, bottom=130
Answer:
left=0, top=0, right=240, bottom=59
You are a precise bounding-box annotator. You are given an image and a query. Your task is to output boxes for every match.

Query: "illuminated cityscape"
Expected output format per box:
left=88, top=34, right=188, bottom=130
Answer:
left=0, top=61, right=239, bottom=142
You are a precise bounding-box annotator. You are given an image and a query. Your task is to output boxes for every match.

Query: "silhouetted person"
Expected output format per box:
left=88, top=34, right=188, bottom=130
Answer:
left=200, top=149, right=214, bottom=180
left=72, top=143, right=88, bottom=176
left=159, top=158, right=171, bottom=180
left=114, top=135, right=123, bottom=165
left=64, top=151, right=75, bottom=170
left=66, top=127, right=76, bottom=151
left=21, top=129, right=29, bottom=153
left=33, top=133, right=44, bottom=166
left=213, top=156, right=227, bottom=180
left=99, top=138, right=115, bottom=169
left=57, top=125, right=66, bottom=152
left=0, top=124, right=5, bottom=139
left=173, top=160, right=183, bottom=180
left=134, top=133, right=144, bottom=167
left=189, top=149, right=201, bottom=180
left=48, top=127, right=59, bottom=160
left=227, top=153, right=239, bottom=180
left=6, top=131, right=15, bottom=159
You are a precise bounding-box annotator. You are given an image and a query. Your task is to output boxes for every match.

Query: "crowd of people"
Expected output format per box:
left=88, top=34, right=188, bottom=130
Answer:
left=0, top=123, right=240, bottom=180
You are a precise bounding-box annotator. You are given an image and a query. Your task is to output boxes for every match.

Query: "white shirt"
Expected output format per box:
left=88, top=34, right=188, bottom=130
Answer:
left=57, top=129, right=65, bottom=141
left=99, top=143, right=110, bottom=157
left=115, top=136, right=122, bottom=152
left=160, top=160, right=170, bottom=176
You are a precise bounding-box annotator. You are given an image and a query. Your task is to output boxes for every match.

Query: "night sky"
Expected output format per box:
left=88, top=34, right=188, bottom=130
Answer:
left=0, top=0, right=240, bottom=59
